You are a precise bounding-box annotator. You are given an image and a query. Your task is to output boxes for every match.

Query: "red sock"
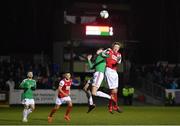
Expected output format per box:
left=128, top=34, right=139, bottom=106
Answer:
left=109, top=99, right=113, bottom=107
left=109, top=93, right=113, bottom=108
left=49, top=108, right=57, bottom=117
left=65, top=106, right=72, bottom=116
left=113, top=93, right=118, bottom=106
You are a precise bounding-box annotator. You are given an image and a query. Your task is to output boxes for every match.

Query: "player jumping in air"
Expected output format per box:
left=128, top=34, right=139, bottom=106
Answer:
left=48, top=72, right=72, bottom=123
left=19, top=71, right=36, bottom=122
left=105, top=42, right=123, bottom=114
left=83, top=48, right=116, bottom=113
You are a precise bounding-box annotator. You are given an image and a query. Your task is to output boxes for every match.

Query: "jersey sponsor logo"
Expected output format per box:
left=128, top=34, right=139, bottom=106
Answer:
left=111, top=55, right=118, bottom=61
left=66, top=86, right=70, bottom=90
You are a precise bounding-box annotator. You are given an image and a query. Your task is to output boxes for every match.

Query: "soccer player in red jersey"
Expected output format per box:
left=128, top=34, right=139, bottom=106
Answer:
left=48, top=73, right=72, bottom=123
left=105, top=42, right=123, bottom=113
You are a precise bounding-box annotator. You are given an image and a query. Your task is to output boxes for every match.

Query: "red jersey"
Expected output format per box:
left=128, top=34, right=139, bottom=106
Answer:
left=106, top=49, right=122, bottom=70
left=58, top=79, right=72, bottom=98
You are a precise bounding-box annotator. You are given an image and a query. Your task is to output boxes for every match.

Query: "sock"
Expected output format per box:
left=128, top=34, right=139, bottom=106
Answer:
left=109, top=99, right=113, bottom=109
left=49, top=108, right=57, bottom=117
left=27, top=109, right=32, bottom=115
left=23, top=109, right=28, bottom=119
left=96, top=91, right=111, bottom=99
left=113, top=93, right=118, bottom=106
left=65, top=106, right=72, bottom=116
left=108, top=93, right=113, bottom=109
left=87, top=90, right=94, bottom=105
left=89, top=95, right=94, bottom=105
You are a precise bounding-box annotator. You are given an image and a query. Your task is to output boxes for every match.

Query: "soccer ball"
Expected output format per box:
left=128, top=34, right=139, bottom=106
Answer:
left=100, top=10, right=109, bottom=19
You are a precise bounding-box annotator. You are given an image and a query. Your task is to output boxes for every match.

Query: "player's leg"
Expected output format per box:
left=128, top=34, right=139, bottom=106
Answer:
left=107, top=89, right=114, bottom=114
left=85, top=85, right=97, bottom=113
left=48, top=97, right=61, bottom=123
left=22, top=104, right=29, bottom=122
left=92, top=86, right=111, bottom=99
left=22, top=99, right=31, bottom=122
left=26, top=99, right=35, bottom=120
left=48, top=104, right=60, bottom=123
left=92, top=72, right=111, bottom=99
left=87, top=90, right=94, bottom=106
left=83, top=80, right=94, bottom=106
left=108, top=71, right=123, bottom=113
left=105, top=68, right=121, bottom=113
left=83, top=80, right=95, bottom=113
left=87, top=72, right=105, bottom=113
left=83, top=81, right=90, bottom=91
left=111, top=88, right=123, bottom=113
left=64, top=96, right=72, bottom=121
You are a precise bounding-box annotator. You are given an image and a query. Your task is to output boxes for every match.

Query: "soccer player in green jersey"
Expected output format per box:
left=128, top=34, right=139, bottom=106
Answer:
left=19, top=71, right=36, bottom=122
left=83, top=48, right=115, bottom=113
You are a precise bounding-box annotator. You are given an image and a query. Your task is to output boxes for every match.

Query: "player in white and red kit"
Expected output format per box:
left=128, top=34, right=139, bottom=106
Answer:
left=48, top=73, right=72, bottom=122
left=105, top=42, right=123, bottom=113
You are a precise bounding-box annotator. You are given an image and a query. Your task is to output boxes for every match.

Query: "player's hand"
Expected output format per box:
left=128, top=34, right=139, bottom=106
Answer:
left=28, top=85, right=32, bottom=89
left=64, top=93, right=69, bottom=97
left=105, top=48, right=111, bottom=51
left=87, top=55, right=92, bottom=60
left=117, top=56, right=122, bottom=63
left=117, top=56, right=121, bottom=60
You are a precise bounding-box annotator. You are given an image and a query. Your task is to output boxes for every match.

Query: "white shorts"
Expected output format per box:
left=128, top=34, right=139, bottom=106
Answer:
left=105, top=67, right=119, bottom=89
left=22, top=98, right=35, bottom=105
left=92, top=71, right=104, bottom=88
left=55, top=96, right=71, bottom=105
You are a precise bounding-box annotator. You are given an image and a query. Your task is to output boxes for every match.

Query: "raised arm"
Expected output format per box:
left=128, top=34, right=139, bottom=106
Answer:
left=19, top=80, right=25, bottom=89
left=87, top=54, right=94, bottom=69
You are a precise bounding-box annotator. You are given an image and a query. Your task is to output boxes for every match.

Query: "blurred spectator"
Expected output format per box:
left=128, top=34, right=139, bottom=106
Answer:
left=122, top=85, right=129, bottom=105
left=128, top=85, right=135, bottom=105
left=72, top=76, right=81, bottom=89
left=131, top=62, right=180, bottom=90
left=122, top=84, right=135, bottom=105
left=169, top=79, right=178, bottom=89
left=173, top=64, right=180, bottom=78
left=6, top=77, right=15, bottom=91
left=165, top=92, right=175, bottom=106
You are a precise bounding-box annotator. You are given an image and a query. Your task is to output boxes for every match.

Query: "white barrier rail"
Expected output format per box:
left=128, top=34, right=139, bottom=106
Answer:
left=165, top=89, right=180, bottom=104
left=9, top=89, right=88, bottom=104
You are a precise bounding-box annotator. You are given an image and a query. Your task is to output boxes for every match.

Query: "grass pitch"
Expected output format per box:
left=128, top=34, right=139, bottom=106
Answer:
left=0, top=105, right=180, bottom=125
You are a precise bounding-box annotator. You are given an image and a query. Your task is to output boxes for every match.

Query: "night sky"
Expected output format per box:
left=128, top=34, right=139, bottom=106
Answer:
left=2, top=0, right=180, bottom=63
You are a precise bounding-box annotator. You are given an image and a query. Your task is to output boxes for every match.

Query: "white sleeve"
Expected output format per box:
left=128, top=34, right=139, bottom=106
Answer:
left=59, top=80, right=64, bottom=87
left=101, top=51, right=108, bottom=57
left=104, top=48, right=111, bottom=54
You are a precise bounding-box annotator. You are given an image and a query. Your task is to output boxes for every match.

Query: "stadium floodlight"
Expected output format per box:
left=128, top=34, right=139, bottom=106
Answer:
left=100, top=10, right=109, bottom=19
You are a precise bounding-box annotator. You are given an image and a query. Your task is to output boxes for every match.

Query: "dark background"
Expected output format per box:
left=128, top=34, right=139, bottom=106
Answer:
left=2, top=0, right=180, bottom=63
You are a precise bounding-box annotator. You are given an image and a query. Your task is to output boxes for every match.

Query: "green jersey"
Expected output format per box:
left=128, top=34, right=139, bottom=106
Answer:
left=88, top=52, right=109, bottom=73
left=19, top=78, right=36, bottom=99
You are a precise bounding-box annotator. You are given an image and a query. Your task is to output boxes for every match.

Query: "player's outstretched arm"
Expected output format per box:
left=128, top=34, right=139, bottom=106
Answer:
left=87, top=54, right=94, bottom=69
left=19, top=80, right=25, bottom=89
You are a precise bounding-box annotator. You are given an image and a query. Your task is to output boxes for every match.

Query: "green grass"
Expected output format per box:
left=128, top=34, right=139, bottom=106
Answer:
left=0, top=105, right=180, bottom=125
